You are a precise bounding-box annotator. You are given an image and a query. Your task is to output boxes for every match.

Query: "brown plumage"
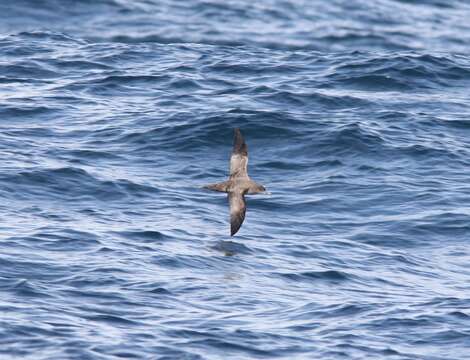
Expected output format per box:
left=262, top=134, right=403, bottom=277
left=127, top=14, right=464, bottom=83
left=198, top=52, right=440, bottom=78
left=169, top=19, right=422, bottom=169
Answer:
left=204, top=128, right=266, bottom=236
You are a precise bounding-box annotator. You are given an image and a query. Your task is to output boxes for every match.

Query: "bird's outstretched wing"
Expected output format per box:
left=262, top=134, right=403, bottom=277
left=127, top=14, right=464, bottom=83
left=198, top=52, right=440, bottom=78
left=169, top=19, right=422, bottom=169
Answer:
left=230, top=128, right=248, bottom=179
left=229, top=191, right=246, bottom=236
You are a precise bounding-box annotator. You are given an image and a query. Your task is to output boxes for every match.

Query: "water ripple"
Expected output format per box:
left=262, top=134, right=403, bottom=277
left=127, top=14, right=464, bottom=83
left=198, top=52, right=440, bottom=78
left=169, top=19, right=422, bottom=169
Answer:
left=1, top=1, right=470, bottom=359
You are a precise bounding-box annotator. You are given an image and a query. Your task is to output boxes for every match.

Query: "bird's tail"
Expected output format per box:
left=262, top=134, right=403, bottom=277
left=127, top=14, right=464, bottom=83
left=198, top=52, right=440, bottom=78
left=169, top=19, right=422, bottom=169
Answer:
left=203, top=181, right=230, bottom=192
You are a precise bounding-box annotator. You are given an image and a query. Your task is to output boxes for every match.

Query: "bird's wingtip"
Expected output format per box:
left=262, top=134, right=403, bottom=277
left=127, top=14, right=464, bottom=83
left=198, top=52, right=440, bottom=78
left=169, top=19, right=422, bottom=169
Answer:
left=230, top=222, right=240, bottom=236
left=232, top=128, right=247, bottom=156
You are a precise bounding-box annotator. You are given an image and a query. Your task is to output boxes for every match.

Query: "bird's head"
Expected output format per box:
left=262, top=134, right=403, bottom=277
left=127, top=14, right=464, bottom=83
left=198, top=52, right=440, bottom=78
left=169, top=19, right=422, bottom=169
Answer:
left=247, top=183, right=268, bottom=195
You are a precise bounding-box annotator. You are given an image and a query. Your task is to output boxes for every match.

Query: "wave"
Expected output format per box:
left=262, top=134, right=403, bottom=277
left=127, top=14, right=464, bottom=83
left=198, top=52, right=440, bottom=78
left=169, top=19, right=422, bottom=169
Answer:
left=0, top=167, right=160, bottom=201
left=329, top=53, right=470, bottom=90
left=277, top=269, right=352, bottom=283
left=1, top=8, right=470, bottom=360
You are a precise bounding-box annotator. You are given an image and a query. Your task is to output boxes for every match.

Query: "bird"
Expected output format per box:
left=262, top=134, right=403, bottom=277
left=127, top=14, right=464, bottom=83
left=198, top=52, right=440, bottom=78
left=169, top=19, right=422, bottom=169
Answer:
left=204, top=128, right=266, bottom=236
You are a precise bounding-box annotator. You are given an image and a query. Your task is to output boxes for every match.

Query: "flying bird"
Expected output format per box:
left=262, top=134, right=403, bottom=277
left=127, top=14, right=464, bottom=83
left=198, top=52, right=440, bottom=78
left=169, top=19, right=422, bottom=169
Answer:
left=204, top=128, right=266, bottom=236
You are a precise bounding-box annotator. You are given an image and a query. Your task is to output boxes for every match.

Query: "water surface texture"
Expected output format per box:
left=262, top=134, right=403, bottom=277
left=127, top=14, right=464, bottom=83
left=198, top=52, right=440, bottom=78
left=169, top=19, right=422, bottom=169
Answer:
left=1, top=1, right=470, bottom=359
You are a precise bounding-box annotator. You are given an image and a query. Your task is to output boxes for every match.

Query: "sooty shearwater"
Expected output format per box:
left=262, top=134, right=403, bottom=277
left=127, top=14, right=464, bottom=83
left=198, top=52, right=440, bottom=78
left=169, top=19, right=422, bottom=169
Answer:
left=204, top=128, right=266, bottom=236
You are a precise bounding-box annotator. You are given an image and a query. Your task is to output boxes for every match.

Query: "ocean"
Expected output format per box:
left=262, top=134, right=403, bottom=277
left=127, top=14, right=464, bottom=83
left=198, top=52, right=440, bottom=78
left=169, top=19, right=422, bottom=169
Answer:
left=1, top=1, right=470, bottom=359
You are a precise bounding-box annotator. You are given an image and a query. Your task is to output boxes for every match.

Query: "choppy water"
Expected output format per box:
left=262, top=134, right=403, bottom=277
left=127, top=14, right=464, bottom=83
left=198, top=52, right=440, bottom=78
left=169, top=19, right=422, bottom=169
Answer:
left=1, top=1, right=470, bottom=359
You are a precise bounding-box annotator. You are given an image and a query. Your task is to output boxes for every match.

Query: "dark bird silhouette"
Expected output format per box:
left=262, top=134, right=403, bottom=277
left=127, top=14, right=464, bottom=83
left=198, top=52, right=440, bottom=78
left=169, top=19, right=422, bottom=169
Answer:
left=204, top=128, right=266, bottom=236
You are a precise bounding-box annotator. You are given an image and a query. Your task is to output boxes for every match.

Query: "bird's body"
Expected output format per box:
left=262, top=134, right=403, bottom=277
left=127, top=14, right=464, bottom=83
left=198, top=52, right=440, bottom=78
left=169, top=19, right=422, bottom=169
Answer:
left=204, top=128, right=266, bottom=236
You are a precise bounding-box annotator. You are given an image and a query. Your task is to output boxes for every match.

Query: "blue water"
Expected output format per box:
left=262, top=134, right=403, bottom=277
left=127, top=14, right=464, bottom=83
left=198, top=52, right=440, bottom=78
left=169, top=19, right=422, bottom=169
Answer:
left=1, top=1, right=470, bottom=359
